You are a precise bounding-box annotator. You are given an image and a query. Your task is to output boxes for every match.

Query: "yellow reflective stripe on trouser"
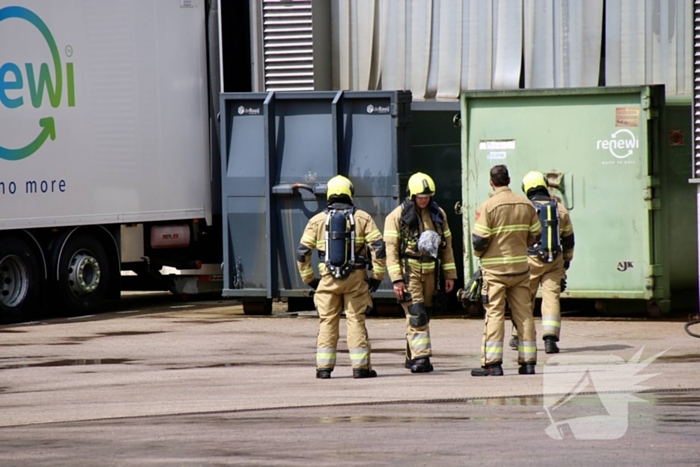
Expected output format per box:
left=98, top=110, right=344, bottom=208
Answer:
left=410, top=332, right=431, bottom=352
left=482, top=341, right=503, bottom=360
left=316, top=348, right=336, bottom=367
left=480, top=256, right=528, bottom=266
left=518, top=341, right=537, bottom=360
left=348, top=348, right=369, bottom=368
left=542, top=317, right=561, bottom=334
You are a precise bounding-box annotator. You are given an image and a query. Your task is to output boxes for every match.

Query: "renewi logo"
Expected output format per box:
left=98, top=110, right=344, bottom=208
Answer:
left=0, top=6, right=74, bottom=161
left=595, top=129, right=639, bottom=160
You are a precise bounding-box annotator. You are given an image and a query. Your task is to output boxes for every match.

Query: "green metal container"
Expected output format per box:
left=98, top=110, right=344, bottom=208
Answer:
left=460, top=86, right=697, bottom=314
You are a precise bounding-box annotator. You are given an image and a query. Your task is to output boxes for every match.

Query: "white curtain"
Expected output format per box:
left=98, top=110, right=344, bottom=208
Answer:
left=605, top=0, right=692, bottom=95
left=524, top=0, right=604, bottom=88
left=330, top=0, right=691, bottom=97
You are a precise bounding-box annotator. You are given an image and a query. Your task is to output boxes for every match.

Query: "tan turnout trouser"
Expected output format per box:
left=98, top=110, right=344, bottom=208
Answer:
left=511, top=256, right=567, bottom=341
left=314, top=269, right=373, bottom=371
left=400, top=267, right=434, bottom=360
left=529, top=256, right=566, bottom=339
left=482, top=269, right=536, bottom=366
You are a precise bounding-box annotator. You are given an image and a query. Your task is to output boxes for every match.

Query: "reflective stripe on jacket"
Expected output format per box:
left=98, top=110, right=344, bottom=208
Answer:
left=384, top=204, right=458, bottom=283
left=296, top=209, right=386, bottom=283
left=472, top=187, right=541, bottom=275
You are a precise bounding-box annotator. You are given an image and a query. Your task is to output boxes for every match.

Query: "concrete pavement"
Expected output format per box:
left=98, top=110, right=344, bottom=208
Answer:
left=0, top=304, right=699, bottom=465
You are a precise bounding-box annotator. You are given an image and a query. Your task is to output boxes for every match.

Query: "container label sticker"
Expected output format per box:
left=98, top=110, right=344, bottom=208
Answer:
left=479, top=140, right=515, bottom=150
left=479, top=140, right=515, bottom=167
left=615, top=107, right=640, bottom=127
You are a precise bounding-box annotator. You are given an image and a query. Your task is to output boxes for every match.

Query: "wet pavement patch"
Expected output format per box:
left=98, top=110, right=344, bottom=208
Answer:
left=97, top=331, right=164, bottom=337
left=0, top=358, right=133, bottom=370
left=656, top=353, right=700, bottom=363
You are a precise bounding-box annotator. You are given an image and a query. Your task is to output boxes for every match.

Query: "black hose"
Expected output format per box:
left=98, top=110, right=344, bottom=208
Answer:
left=686, top=320, right=700, bottom=338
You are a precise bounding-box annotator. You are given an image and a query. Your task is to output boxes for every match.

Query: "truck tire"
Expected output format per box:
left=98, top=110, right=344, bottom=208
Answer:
left=53, top=233, right=111, bottom=315
left=0, top=237, right=42, bottom=324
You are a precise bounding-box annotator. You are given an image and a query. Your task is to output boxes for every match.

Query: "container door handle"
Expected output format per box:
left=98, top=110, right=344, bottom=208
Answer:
left=545, top=172, right=573, bottom=210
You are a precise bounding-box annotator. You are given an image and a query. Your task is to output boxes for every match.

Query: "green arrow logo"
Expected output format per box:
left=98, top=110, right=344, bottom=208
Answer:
left=0, top=6, right=62, bottom=161
left=0, top=117, right=55, bottom=161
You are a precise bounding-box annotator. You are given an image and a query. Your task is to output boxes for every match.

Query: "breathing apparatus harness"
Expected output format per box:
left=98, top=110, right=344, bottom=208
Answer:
left=323, top=202, right=367, bottom=279
left=528, top=192, right=562, bottom=263
left=398, top=198, right=448, bottom=312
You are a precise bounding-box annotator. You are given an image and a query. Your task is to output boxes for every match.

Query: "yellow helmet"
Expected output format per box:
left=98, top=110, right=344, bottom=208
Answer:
left=326, top=175, right=354, bottom=200
left=521, top=171, right=548, bottom=194
left=407, top=172, right=436, bottom=198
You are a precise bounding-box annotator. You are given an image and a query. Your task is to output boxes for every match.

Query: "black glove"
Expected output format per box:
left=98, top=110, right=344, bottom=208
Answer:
left=560, top=278, right=567, bottom=293
left=564, top=261, right=570, bottom=270
left=368, top=278, right=382, bottom=294
left=308, top=277, right=320, bottom=290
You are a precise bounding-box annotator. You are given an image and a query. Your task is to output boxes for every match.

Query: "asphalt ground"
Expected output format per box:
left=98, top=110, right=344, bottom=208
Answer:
left=0, top=294, right=699, bottom=466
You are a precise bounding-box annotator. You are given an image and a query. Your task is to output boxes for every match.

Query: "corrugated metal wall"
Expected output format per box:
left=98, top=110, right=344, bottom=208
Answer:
left=330, top=0, right=692, bottom=98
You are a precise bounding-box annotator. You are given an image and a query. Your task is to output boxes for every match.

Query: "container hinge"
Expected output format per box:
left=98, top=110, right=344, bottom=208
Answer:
left=647, top=198, right=661, bottom=210
left=644, top=176, right=660, bottom=209
left=645, top=265, right=662, bottom=290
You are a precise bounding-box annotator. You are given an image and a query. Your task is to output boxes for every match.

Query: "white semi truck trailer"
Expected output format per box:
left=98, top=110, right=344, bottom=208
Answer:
left=0, top=0, right=224, bottom=323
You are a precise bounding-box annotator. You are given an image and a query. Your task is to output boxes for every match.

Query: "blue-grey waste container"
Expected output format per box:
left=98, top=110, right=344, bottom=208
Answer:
left=220, top=91, right=411, bottom=311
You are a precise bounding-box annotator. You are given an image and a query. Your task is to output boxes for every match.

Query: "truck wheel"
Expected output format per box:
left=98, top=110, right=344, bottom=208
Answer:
left=53, top=233, right=111, bottom=315
left=0, top=237, right=42, bottom=324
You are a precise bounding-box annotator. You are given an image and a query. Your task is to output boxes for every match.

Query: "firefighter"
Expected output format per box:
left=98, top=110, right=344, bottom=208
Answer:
left=384, top=172, right=457, bottom=373
left=471, top=165, right=541, bottom=376
left=296, top=175, right=386, bottom=379
left=509, top=171, right=575, bottom=354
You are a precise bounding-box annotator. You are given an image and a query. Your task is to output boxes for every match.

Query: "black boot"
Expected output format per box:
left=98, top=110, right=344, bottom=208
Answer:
left=410, top=357, right=433, bottom=373
left=316, top=369, right=332, bottom=379
left=471, top=363, right=503, bottom=377
left=405, top=342, right=414, bottom=369
left=518, top=363, right=536, bottom=375
left=509, top=336, right=519, bottom=350
left=353, top=368, right=377, bottom=379
left=544, top=336, right=559, bottom=354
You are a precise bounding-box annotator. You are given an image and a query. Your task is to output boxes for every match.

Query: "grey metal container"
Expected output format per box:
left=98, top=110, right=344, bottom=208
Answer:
left=220, top=91, right=411, bottom=311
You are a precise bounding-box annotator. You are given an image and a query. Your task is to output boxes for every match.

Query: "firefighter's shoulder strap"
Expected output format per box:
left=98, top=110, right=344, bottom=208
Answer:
left=324, top=207, right=357, bottom=279
left=531, top=198, right=561, bottom=263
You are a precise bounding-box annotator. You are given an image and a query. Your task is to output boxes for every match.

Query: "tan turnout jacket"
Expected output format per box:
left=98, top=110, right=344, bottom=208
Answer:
left=472, top=187, right=541, bottom=274
left=384, top=203, right=458, bottom=283
left=297, top=209, right=386, bottom=283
